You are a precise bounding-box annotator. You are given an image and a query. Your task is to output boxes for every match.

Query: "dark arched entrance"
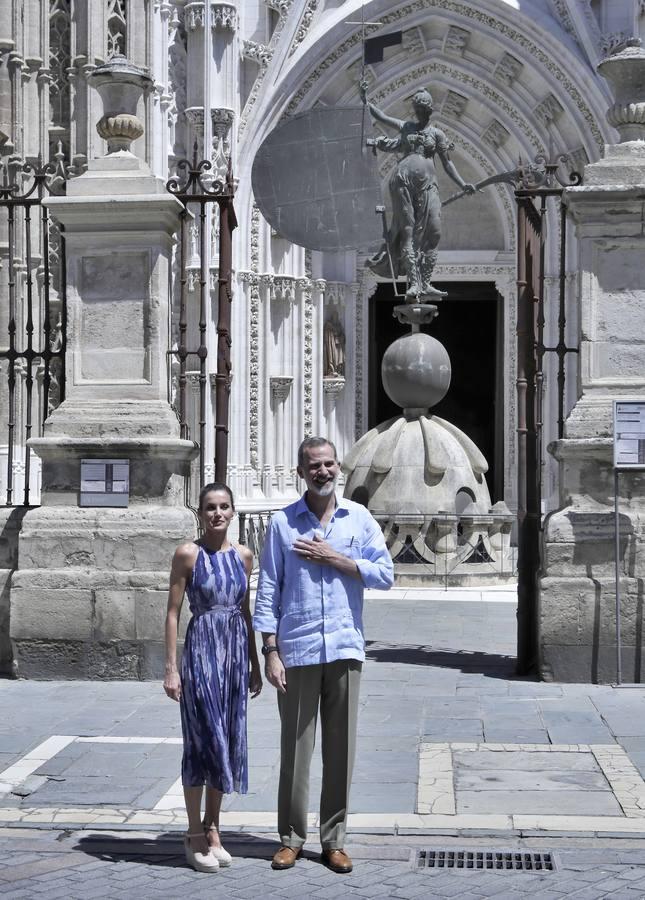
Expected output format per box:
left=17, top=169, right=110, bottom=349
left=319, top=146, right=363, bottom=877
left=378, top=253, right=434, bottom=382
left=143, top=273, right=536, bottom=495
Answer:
left=368, top=280, right=504, bottom=502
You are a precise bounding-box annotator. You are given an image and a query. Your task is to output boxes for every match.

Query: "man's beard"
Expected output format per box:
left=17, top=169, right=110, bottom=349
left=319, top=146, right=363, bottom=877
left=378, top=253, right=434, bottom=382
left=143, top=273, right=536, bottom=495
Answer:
left=308, top=478, right=337, bottom=497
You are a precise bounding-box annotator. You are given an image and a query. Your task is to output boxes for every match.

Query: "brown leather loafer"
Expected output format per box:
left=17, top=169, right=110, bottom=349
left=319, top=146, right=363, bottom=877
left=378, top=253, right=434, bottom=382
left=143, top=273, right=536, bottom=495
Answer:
left=321, top=848, right=353, bottom=873
left=271, top=846, right=302, bottom=870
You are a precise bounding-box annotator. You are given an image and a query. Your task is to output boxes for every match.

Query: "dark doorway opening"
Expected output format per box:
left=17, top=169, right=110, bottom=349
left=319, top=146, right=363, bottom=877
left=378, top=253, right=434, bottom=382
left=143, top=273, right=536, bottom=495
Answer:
left=368, top=281, right=503, bottom=500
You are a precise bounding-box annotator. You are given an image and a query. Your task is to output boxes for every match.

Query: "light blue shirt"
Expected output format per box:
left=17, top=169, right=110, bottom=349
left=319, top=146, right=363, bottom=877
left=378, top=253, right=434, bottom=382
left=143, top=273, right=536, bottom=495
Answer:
left=253, top=496, right=394, bottom=668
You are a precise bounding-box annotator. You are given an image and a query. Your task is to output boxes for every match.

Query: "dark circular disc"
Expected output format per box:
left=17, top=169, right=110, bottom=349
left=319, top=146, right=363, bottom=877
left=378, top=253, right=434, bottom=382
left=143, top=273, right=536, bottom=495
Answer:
left=251, top=107, right=384, bottom=253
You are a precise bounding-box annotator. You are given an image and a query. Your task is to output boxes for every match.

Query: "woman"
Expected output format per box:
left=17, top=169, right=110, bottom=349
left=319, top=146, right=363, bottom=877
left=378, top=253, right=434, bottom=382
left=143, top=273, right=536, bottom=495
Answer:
left=164, top=483, right=262, bottom=873
left=361, top=84, right=475, bottom=298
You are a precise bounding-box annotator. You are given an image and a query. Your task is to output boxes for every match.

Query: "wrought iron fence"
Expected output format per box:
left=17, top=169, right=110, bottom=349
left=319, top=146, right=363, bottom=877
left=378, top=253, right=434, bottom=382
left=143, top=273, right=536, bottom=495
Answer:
left=514, top=155, right=581, bottom=674
left=165, top=146, right=236, bottom=510
left=238, top=508, right=276, bottom=572
left=0, top=152, right=67, bottom=507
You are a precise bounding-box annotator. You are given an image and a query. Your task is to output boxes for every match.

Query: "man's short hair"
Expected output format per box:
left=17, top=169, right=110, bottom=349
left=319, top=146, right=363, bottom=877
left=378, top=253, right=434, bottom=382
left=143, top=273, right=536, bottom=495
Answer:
left=297, top=436, right=338, bottom=469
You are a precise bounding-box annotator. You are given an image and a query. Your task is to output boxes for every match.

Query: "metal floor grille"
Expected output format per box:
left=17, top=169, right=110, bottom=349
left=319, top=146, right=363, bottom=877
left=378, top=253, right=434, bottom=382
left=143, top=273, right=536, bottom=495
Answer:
left=416, top=849, right=555, bottom=872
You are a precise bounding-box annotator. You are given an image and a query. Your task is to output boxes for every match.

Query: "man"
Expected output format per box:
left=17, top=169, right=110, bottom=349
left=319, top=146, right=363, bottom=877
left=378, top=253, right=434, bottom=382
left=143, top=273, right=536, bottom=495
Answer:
left=253, top=437, right=394, bottom=874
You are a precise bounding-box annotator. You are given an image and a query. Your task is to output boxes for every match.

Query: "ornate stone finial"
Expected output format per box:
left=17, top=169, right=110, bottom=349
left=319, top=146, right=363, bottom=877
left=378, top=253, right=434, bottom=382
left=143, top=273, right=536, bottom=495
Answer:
left=89, top=55, right=153, bottom=154
left=597, top=40, right=645, bottom=142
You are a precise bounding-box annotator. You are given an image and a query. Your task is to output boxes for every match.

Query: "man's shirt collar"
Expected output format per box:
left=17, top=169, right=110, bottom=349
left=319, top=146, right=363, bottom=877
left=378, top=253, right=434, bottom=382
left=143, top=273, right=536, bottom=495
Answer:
left=294, top=494, right=351, bottom=518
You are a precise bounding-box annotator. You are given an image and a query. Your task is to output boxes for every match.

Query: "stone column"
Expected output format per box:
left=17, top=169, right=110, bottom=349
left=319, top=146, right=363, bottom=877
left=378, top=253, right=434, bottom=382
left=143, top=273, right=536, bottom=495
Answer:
left=270, top=375, right=292, bottom=495
left=323, top=376, right=345, bottom=455
left=9, top=57, right=198, bottom=679
left=540, top=43, right=645, bottom=682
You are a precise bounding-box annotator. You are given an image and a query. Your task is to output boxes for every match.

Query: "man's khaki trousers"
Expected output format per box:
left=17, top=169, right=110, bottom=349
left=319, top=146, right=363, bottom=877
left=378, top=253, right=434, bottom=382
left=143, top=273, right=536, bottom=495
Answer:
left=277, top=658, right=362, bottom=850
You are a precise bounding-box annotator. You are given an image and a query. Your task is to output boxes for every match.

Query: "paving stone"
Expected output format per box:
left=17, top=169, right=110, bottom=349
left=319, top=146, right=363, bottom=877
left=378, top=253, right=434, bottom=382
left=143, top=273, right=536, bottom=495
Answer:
left=452, top=751, right=601, bottom=772
left=423, top=719, right=484, bottom=741
left=457, top=789, right=623, bottom=815
left=483, top=730, right=551, bottom=744
left=454, top=769, right=612, bottom=792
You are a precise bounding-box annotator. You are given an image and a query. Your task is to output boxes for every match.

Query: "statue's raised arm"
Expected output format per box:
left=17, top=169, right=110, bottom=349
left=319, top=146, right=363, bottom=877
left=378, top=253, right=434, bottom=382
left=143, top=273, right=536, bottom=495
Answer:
left=360, top=79, right=404, bottom=133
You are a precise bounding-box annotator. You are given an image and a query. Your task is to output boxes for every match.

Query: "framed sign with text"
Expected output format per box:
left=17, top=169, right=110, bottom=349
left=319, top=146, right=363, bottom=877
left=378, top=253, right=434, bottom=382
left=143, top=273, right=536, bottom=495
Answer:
left=614, top=401, right=645, bottom=470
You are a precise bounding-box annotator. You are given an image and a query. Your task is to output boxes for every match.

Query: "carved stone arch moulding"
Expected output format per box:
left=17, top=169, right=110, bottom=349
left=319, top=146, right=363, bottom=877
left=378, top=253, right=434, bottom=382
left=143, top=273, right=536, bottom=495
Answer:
left=440, top=127, right=515, bottom=251
left=354, top=266, right=379, bottom=440
left=335, top=53, right=547, bottom=152
left=280, top=0, right=604, bottom=150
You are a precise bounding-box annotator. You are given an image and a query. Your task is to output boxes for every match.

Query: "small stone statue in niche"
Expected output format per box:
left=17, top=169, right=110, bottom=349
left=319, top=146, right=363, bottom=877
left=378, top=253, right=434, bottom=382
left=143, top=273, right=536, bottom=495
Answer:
left=360, top=82, right=476, bottom=299
left=323, top=309, right=346, bottom=377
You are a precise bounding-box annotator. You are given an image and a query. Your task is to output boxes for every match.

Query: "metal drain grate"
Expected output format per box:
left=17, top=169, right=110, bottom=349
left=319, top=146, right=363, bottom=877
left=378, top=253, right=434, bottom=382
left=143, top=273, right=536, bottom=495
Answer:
left=416, top=849, right=555, bottom=872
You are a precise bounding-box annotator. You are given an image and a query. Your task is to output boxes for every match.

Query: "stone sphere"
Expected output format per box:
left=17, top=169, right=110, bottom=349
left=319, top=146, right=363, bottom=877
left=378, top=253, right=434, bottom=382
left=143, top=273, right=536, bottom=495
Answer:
left=381, top=331, right=451, bottom=409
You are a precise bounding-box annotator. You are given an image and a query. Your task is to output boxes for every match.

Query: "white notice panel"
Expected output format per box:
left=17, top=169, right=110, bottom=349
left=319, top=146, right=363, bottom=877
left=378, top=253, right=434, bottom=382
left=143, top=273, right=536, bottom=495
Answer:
left=614, top=401, right=645, bottom=469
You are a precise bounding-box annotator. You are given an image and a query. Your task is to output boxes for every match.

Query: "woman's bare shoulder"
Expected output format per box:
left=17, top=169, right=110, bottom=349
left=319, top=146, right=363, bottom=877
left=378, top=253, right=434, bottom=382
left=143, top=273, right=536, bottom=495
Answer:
left=174, top=541, right=199, bottom=564
left=235, top=543, right=254, bottom=565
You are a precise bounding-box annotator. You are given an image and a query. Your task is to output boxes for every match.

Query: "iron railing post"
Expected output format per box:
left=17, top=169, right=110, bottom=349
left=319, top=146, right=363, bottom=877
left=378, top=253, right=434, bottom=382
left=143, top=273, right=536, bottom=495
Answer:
left=214, top=193, right=236, bottom=482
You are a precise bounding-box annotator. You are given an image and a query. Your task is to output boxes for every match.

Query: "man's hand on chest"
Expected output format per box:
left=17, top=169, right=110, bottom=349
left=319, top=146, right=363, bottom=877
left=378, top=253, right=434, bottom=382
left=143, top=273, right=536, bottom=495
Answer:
left=293, top=533, right=340, bottom=565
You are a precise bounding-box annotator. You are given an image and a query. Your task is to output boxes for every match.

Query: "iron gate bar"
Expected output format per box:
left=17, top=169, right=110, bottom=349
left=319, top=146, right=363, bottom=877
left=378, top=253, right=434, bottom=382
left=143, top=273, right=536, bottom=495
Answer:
left=7, top=196, right=16, bottom=506
left=177, top=209, right=189, bottom=443
left=166, top=146, right=237, bottom=492
left=24, top=202, right=35, bottom=506
left=514, top=157, right=581, bottom=676
left=0, top=157, right=67, bottom=507
left=199, top=195, right=208, bottom=483
left=516, top=195, right=541, bottom=676
left=214, top=183, right=236, bottom=481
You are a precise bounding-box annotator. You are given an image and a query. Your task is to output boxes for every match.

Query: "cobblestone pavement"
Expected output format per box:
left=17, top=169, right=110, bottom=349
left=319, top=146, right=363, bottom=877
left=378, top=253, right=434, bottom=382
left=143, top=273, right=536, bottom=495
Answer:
left=5, top=590, right=645, bottom=896
left=4, top=828, right=645, bottom=898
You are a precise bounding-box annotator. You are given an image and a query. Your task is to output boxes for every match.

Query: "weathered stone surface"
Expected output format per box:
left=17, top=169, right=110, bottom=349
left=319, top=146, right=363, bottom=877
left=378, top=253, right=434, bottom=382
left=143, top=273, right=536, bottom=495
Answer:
left=541, top=643, right=645, bottom=684
left=0, top=571, right=14, bottom=677
left=6, top=131, right=199, bottom=679
left=94, top=590, right=137, bottom=641
left=11, top=590, right=94, bottom=641
left=0, top=508, right=29, bottom=675
left=140, top=639, right=184, bottom=679
left=11, top=639, right=141, bottom=679
left=135, top=589, right=188, bottom=641
left=541, top=87, right=645, bottom=682
left=16, top=506, right=193, bottom=565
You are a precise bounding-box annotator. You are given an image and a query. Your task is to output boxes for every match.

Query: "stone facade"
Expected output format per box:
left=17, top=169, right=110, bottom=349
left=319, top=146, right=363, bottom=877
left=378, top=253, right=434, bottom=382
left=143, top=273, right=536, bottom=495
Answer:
left=2, top=0, right=624, bottom=517
left=540, top=43, right=645, bottom=682
left=0, top=1, right=642, bottom=676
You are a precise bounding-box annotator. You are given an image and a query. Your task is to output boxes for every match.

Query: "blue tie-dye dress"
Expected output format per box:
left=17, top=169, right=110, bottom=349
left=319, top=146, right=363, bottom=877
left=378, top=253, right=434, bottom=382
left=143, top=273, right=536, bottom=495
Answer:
left=180, top=543, right=248, bottom=793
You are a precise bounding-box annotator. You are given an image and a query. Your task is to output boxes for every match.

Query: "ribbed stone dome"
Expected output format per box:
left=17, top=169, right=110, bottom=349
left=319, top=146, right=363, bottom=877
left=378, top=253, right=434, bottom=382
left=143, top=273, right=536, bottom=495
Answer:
left=342, top=413, right=491, bottom=516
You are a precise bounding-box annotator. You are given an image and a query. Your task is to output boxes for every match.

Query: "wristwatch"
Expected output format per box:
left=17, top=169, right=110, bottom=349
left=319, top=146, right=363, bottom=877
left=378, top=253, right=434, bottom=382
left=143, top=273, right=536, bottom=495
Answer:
left=261, top=644, right=279, bottom=656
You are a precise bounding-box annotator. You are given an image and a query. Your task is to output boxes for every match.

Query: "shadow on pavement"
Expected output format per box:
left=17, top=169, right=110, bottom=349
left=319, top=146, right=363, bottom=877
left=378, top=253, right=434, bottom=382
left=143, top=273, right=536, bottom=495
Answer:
left=365, top=641, right=525, bottom=679
left=73, top=832, right=314, bottom=867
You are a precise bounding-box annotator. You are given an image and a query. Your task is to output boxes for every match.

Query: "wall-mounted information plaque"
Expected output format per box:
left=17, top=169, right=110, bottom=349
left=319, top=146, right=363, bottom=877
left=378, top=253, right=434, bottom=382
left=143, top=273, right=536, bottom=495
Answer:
left=614, top=401, right=645, bottom=469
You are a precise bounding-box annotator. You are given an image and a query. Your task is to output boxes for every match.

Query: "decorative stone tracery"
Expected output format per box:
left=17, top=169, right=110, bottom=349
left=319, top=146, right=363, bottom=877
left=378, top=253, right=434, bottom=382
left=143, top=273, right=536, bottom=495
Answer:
left=107, top=0, right=127, bottom=57
left=49, top=0, right=71, bottom=160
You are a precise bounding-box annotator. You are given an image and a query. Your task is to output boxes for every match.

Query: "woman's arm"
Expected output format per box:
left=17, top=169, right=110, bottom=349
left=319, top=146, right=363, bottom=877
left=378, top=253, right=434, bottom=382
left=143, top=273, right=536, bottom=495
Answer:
left=438, top=148, right=476, bottom=192
left=239, top=544, right=262, bottom=698
left=360, top=79, right=403, bottom=132
left=163, top=543, right=194, bottom=701
left=367, top=103, right=404, bottom=132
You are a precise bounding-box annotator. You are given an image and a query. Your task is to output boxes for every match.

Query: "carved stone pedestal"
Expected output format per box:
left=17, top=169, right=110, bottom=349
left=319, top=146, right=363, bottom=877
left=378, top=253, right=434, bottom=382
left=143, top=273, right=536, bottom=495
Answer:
left=540, top=46, right=645, bottom=681
left=9, top=59, right=197, bottom=678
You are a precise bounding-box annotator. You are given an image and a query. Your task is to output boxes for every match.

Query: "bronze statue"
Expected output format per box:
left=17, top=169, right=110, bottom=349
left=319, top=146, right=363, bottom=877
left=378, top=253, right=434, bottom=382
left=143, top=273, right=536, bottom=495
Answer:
left=361, top=83, right=476, bottom=299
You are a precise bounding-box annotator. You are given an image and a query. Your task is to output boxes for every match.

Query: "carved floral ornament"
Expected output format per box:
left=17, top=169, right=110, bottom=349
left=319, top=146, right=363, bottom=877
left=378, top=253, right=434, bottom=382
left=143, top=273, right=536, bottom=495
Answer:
left=184, top=1, right=237, bottom=31
left=323, top=376, right=345, bottom=399
left=258, top=274, right=299, bottom=304
left=270, top=375, right=293, bottom=402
